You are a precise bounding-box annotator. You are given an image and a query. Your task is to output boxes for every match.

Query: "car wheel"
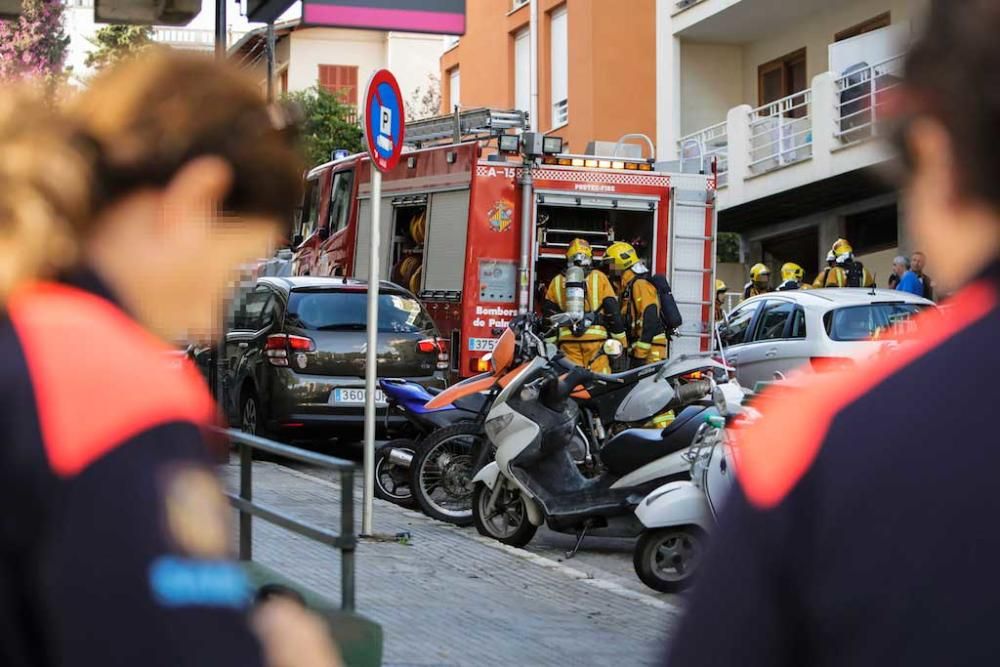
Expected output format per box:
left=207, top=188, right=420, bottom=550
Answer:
left=239, top=388, right=272, bottom=440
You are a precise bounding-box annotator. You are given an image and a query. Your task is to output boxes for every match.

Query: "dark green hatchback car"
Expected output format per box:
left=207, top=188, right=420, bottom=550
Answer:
left=220, top=277, right=447, bottom=441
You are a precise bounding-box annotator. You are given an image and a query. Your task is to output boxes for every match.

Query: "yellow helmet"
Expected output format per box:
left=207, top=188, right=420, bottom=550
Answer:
left=605, top=241, right=640, bottom=272
left=832, top=238, right=853, bottom=261
left=749, top=263, right=771, bottom=283
left=780, top=262, right=804, bottom=282
left=716, top=279, right=727, bottom=293
left=566, top=238, right=593, bottom=267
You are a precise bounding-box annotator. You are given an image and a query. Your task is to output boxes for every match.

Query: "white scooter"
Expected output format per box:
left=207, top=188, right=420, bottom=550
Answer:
left=631, top=409, right=738, bottom=593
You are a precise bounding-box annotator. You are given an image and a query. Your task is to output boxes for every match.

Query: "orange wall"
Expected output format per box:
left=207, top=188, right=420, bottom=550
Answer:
left=441, top=0, right=655, bottom=155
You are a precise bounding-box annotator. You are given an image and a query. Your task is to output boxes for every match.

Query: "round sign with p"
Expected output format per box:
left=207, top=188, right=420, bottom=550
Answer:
left=364, top=69, right=405, bottom=172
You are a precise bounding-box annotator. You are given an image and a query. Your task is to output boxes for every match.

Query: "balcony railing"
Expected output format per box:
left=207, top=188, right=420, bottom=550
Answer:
left=747, top=89, right=813, bottom=175
left=833, top=54, right=905, bottom=147
left=678, top=120, right=728, bottom=186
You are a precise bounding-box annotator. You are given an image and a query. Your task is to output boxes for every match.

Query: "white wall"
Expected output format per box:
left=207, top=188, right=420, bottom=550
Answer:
left=287, top=28, right=385, bottom=95
left=679, top=42, right=742, bottom=136
left=386, top=32, right=445, bottom=111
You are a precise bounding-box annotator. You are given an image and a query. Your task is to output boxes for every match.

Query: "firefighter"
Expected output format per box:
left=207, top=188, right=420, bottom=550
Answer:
left=605, top=241, right=667, bottom=366
left=543, top=238, right=626, bottom=374
left=825, top=238, right=876, bottom=288
left=715, top=279, right=728, bottom=322
left=776, top=262, right=810, bottom=291
left=813, top=250, right=837, bottom=288
left=743, top=263, right=772, bottom=299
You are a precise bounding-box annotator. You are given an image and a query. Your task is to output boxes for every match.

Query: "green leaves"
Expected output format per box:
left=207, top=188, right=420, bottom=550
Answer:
left=284, top=86, right=364, bottom=168
left=84, top=25, right=153, bottom=71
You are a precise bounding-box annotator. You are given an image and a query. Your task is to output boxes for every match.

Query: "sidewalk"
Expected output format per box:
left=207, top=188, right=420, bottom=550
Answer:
left=222, top=460, right=684, bottom=667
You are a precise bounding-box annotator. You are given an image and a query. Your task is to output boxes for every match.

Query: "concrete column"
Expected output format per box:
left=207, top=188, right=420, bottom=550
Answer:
left=810, top=71, right=836, bottom=176
left=724, top=104, right=752, bottom=204
left=655, top=0, right=681, bottom=161
left=818, top=217, right=840, bottom=266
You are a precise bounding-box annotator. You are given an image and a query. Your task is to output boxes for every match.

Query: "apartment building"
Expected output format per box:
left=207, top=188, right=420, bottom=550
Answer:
left=231, top=21, right=442, bottom=113
left=658, top=0, right=926, bottom=284
left=439, top=0, right=657, bottom=156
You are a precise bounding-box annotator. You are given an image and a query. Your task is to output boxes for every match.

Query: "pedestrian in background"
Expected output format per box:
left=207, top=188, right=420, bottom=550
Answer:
left=667, top=1, right=1000, bottom=664
left=888, top=254, right=909, bottom=289
left=911, top=250, right=934, bottom=300
left=0, top=51, right=339, bottom=666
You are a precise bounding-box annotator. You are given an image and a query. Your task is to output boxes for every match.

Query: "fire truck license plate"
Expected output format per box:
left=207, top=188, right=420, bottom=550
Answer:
left=467, top=338, right=498, bottom=352
left=331, top=388, right=387, bottom=405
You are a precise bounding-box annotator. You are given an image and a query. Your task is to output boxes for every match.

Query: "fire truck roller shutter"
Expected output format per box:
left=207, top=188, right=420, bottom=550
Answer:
left=422, top=189, right=471, bottom=294
left=354, top=194, right=394, bottom=282
left=666, top=178, right=717, bottom=357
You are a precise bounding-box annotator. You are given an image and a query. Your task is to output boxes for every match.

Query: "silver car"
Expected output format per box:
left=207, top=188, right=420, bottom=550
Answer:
left=717, top=288, right=935, bottom=388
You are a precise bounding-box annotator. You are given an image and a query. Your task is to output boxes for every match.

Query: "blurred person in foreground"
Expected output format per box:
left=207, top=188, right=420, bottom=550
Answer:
left=667, top=2, right=1000, bottom=665
left=0, top=51, right=339, bottom=666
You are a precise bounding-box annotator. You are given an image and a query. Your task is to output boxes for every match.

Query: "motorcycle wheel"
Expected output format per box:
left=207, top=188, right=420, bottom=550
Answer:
left=472, top=482, right=537, bottom=548
left=374, top=440, right=417, bottom=509
left=633, top=526, right=706, bottom=593
left=410, top=422, right=485, bottom=526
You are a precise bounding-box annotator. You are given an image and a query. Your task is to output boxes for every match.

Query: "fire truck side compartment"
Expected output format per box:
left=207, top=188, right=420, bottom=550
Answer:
left=423, top=190, right=471, bottom=294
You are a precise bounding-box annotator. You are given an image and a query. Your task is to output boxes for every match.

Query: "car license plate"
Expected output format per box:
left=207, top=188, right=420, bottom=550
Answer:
left=468, top=337, right=498, bottom=352
left=331, top=388, right=387, bottom=405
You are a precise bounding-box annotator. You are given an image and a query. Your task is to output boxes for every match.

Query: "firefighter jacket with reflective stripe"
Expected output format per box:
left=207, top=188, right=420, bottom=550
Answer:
left=0, top=270, right=263, bottom=667
left=544, top=270, right=627, bottom=344
left=668, top=261, right=1000, bottom=667
left=825, top=263, right=876, bottom=288
left=619, top=269, right=667, bottom=361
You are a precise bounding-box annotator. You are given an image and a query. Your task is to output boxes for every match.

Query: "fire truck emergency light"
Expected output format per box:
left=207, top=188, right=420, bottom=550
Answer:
left=94, top=0, right=200, bottom=25
left=498, top=134, right=520, bottom=153
left=0, top=0, right=21, bottom=20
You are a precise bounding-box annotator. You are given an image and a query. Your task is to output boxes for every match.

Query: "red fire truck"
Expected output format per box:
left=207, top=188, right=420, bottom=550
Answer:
left=292, top=108, right=718, bottom=377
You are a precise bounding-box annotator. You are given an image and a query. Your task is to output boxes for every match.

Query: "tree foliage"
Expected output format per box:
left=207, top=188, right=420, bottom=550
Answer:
left=406, top=73, right=441, bottom=121
left=284, top=85, right=364, bottom=168
left=716, top=232, right=741, bottom=263
left=85, top=25, right=153, bottom=71
left=0, top=0, right=69, bottom=83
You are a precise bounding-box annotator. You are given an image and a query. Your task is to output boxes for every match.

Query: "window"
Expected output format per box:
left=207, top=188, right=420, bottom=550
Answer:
left=790, top=307, right=807, bottom=339
left=300, top=177, right=322, bottom=239
left=758, top=48, right=807, bottom=115
left=512, top=0, right=528, bottom=9
left=514, top=28, right=530, bottom=113
left=550, top=6, right=568, bottom=127
left=719, top=301, right=760, bottom=347
left=824, top=303, right=926, bottom=341
left=836, top=13, right=891, bottom=42
left=327, top=169, right=355, bottom=234
left=448, top=68, right=460, bottom=110
left=234, top=289, right=273, bottom=331
left=318, top=65, right=359, bottom=105
left=754, top=301, right=795, bottom=341
left=286, top=291, right=435, bottom=333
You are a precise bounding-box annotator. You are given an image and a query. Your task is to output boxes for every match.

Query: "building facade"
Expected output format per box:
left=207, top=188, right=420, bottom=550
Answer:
left=657, top=0, right=926, bottom=285
left=231, top=22, right=443, bottom=115
left=439, top=0, right=657, bottom=156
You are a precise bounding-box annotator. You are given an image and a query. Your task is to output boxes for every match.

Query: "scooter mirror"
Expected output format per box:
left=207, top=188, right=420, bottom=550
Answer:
left=602, top=339, right=624, bottom=358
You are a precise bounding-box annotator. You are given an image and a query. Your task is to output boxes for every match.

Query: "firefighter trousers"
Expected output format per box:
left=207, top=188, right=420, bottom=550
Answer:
left=558, top=339, right=612, bottom=374
left=631, top=334, right=668, bottom=366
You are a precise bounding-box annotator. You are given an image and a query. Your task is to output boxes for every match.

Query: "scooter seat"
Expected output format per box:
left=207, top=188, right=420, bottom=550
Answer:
left=599, top=405, right=711, bottom=478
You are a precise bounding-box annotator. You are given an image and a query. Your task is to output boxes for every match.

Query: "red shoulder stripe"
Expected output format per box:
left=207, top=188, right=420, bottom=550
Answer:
left=737, top=282, right=997, bottom=509
left=8, top=282, right=216, bottom=477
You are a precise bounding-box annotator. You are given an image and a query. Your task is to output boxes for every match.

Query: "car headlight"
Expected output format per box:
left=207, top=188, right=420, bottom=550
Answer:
left=484, top=412, right=515, bottom=443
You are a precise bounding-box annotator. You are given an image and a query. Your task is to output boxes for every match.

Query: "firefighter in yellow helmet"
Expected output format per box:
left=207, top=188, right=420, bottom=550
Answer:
left=776, top=262, right=810, bottom=291
left=824, top=238, right=876, bottom=288
left=813, top=250, right=837, bottom=288
left=605, top=241, right=667, bottom=366
left=715, top=279, right=728, bottom=323
left=543, top=238, right=627, bottom=374
left=743, top=263, right=772, bottom=300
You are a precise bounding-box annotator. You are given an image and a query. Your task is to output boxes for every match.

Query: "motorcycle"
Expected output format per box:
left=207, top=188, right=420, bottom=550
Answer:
left=470, top=325, right=732, bottom=559
left=374, top=378, right=488, bottom=508
left=632, top=410, right=737, bottom=593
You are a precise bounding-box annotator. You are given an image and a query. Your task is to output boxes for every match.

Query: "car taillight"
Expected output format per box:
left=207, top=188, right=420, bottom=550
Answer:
left=810, top=356, right=854, bottom=373
left=265, top=334, right=315, bottom=367
left=419, top=337, right=450, bottom=369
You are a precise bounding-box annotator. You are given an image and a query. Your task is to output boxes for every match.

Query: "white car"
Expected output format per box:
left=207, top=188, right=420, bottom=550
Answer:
left=717, top=288, right=935, bottom=388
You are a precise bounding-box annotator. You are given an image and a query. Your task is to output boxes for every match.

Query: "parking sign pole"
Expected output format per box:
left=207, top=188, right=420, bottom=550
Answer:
left=362, top=168, right=381, bottom=537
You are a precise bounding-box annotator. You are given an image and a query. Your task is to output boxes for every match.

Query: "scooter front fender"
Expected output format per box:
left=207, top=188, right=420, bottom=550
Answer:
left=472, top=461, right=500, bottom=489
left=635, top=480, right=713, bottom=532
